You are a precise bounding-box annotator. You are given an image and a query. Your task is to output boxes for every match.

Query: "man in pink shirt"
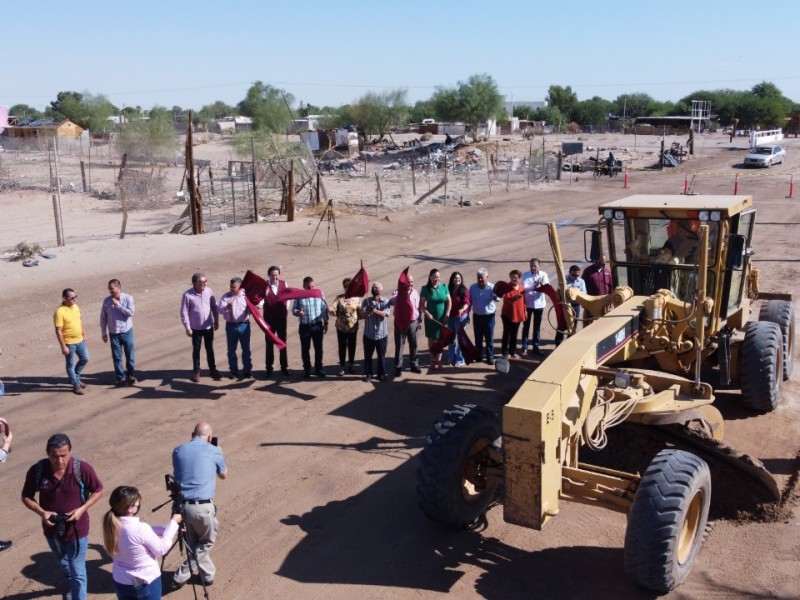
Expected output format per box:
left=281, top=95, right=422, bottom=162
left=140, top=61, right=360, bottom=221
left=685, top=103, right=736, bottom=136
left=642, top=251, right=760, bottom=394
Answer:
left=180, top=273, right=221, bottom=382
left=218, top=277, right=252, bottom=379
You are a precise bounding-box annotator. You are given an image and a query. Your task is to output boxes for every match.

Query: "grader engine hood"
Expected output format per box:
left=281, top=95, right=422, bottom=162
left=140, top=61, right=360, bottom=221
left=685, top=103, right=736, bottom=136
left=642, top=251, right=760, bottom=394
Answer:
left=502, top=298, right=644, bottom=529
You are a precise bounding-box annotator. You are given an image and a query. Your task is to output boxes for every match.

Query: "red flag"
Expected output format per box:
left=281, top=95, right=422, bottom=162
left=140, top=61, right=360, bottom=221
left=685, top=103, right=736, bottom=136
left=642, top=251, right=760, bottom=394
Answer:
left=393, top=267, right=414, bottom=331
left=242, top=270, right=268, bottom=304
left=244, top=296, right=286, bottom=350
left=345, top=261, right=369, bottom=298
left=430, top=323, right=456, bottom=354
left=493, top=280, right=514, bottom=297
left=457, top=324, right=477, bottom=364
left=278, top=287, right=324, bottom=301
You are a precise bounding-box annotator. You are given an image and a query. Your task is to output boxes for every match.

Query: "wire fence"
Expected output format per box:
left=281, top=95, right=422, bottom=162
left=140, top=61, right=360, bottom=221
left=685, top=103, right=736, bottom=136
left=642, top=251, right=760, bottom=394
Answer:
left=0, top=133, right=562, bottom=249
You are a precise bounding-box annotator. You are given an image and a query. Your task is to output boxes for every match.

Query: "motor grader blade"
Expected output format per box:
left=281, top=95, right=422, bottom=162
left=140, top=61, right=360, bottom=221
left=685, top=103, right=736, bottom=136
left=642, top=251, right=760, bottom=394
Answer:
left=650, top=424, right=780, bottom=516
left=588, top=423, right=780, bottom=519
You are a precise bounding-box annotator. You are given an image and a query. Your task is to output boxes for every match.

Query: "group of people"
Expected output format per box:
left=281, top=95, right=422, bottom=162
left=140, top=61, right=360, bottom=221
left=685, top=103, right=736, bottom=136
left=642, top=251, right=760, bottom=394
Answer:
left=53, top=258, right=615, bottom=393
left=7, top=422, right=226, bottom=599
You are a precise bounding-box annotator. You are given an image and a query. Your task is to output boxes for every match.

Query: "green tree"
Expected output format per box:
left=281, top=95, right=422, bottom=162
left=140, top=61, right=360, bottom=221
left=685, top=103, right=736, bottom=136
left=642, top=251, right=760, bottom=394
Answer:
left=530, top=105, right=568, bottom=129
left=432, top=74, right=504, bottom=141
left=47, top=91, right=83, bottom=120
left=117, top=105, right=178, bottom=163
left=195, top=100, right=235, bottom=128
left=349, top=88, right=409, bottom=139
left=572, top=96, right=613, bottom=128
left=238, top=81, right=294, bottom=133
left=81, top=93, right=118, bottom=134
left=409, top=99, right=436, bottom=124
left=9, top=104, right=43, bottom=119
left=614, top=93, right=656, bottom=119
left=546, top=85, right=578, bottom=121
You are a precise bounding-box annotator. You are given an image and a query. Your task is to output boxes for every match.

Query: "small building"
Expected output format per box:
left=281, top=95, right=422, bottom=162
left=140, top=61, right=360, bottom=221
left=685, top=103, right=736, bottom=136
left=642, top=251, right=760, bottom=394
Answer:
left=3, top=118, right=85, bottom=139
left=212, top=116, right=253, bottom=134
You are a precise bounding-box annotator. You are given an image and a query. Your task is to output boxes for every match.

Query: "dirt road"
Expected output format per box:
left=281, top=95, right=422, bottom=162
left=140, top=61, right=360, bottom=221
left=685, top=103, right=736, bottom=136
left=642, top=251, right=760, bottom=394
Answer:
left=0, top=133, right=798, bottom=599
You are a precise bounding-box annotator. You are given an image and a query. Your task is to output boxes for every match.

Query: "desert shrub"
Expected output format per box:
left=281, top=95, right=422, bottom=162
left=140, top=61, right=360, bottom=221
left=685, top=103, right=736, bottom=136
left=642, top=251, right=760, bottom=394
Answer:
left=11, top=241, right=43, bottom=261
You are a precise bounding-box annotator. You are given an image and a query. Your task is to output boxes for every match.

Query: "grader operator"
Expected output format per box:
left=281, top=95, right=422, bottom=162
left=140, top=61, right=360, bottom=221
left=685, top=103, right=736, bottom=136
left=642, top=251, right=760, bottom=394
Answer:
left=416, top=194, right=794, bottom=592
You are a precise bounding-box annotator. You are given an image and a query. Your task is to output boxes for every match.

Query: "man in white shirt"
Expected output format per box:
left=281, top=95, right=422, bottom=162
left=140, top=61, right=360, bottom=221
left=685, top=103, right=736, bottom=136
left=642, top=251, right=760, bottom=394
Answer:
left=521, top=258, right=549, bottom=355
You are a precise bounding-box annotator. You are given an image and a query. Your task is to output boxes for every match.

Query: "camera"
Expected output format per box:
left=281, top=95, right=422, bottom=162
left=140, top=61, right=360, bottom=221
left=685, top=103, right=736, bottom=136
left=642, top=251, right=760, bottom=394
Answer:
left=48, top=513, right=69, bottom=538
left=164, top=474, right=184, bottom=514
left=210, top=436, right=218, bottom=447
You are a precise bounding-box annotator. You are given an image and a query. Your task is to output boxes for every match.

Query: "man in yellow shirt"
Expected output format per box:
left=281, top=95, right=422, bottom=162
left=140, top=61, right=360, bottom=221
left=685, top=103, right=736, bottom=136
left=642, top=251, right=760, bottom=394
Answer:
left=54, top=288, right=90, bottom=395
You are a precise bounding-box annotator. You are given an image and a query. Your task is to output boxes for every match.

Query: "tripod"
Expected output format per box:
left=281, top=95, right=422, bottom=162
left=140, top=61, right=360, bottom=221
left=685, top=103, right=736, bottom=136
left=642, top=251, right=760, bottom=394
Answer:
left=309, top=198, right=340, bottom=250
left=154, top=497, right=211, bottom=599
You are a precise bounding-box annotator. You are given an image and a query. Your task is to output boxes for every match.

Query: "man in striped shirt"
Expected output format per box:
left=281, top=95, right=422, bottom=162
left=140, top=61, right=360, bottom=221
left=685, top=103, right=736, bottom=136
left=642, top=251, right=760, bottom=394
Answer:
left=292, top=277, right=328, bottom=378
left=361, top=282, right=391, bottom=382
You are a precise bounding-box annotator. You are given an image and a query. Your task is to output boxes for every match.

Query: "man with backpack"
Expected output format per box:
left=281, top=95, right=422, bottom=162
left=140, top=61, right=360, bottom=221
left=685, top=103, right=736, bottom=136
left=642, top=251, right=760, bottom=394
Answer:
left=21, top=433, right=104, bottom=600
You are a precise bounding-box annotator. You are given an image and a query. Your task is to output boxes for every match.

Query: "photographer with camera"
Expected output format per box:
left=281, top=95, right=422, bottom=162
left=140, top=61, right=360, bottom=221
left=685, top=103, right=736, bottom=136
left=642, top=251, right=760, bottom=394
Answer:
left=21, top=433, right=104, bottom=600
left=171, top=422, right=227, bottom=590
left=103, top=486, right=181, bottom=599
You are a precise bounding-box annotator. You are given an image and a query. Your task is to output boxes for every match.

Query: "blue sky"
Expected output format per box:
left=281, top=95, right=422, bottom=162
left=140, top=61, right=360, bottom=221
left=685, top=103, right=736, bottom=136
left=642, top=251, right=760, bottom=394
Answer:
left=4, top=0, right=798, bottom=113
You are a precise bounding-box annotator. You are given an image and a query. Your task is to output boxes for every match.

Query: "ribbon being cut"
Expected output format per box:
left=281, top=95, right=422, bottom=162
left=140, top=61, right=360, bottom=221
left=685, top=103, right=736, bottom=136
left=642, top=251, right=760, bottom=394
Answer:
left=242, top=269, right=325, bottom=350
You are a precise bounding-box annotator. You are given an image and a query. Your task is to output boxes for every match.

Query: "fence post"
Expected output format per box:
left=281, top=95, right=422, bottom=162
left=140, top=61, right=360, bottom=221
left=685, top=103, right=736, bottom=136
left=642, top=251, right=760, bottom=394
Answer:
left=733, top=173, right=739, bottom=195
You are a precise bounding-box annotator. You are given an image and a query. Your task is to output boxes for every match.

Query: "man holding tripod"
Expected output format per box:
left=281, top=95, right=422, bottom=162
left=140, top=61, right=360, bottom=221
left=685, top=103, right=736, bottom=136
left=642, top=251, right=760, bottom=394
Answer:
left=171, top=422, right=227, bottom=590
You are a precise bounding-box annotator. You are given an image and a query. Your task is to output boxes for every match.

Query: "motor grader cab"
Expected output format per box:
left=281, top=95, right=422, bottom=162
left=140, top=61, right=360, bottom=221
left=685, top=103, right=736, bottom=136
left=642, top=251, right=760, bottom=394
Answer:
left=416, top=194, right=794, bottom=593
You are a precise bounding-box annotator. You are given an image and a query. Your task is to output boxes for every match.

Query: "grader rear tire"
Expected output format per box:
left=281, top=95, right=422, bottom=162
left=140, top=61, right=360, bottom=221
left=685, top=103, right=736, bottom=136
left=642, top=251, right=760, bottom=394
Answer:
left=624, top=449, right=711, bottom=593
left=740, top=321, right=784, bottom=412
left=759, top=299, right=794, bottom=380
left=416, top=404, right=501, bottom=528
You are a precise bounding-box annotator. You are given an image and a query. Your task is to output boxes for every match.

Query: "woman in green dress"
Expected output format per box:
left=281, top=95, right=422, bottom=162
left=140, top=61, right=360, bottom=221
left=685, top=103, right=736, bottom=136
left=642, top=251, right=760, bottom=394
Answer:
left=420, top=268, right=452, bottom=370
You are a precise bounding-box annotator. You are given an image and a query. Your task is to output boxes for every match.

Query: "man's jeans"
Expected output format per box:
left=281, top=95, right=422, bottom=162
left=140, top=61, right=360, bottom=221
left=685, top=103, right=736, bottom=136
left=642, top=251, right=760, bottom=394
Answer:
left=472, top=314, right=495, bottom=361
left=299, top=322, right=324, bottom=372
left=521, top=307, right=544, bottom=350
left=394, top=322, right=419, bottom=369
left=191, top=329, right=216, bottom=373
left=109, top=329, right=135, bottom=382
left=65, top=341, right=89, bottom=387
left=47, top=535, right=88, bottom=600
left=225, top=321, right=252, bottom=375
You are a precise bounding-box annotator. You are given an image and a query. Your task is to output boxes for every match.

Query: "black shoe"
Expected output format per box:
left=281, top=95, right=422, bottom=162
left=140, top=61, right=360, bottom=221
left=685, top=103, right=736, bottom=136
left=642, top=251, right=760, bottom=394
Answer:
left=395, top=367, right=402, bottom=376
left=209, top=370, right=223, bottom=381
left=532, top=346, right=543, bottom=355
left=303, top=370, right=311, bottom=378
left=346, top=364, right=356, bottom=374
left=314, top=370, right=326, bottom=378
left=410, top=365, right=422, bottom=374
left=228, top=372, right=238, bottom=380
left=171, top=579, right=186, bottom=591
left=362, top=373, right=371, bottom=381
left=0, top=540, right=12, bottom=552
left=379, top=374, right=387, bottom=382
left=202, top=579, right=213, bottom=587
left=242, top=371, right=252, bottom=379
left=114, top=380, right=127, bottom=388
left=281, top=367, right=291, bottom=376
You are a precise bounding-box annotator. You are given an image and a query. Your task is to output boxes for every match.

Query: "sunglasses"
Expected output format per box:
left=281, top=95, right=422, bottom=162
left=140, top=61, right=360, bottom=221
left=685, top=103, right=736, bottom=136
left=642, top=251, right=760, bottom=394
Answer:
left=66, top=295, right=78, bottom=301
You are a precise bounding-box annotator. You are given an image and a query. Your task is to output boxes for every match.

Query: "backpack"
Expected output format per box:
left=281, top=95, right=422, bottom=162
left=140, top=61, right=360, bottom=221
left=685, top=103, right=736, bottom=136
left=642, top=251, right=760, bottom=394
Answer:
left=35, top=457, right=87, bottom=503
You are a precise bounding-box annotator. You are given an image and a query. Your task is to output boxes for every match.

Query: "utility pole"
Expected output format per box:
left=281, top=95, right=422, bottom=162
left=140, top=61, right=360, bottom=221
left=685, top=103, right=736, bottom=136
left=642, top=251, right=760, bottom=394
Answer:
left=250, top=137, right=258, bottom=221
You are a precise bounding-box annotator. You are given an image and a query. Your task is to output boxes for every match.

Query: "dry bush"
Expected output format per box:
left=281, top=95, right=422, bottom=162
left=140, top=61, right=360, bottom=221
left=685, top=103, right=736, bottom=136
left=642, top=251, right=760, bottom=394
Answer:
left=10, top=241, right=43, bottom=261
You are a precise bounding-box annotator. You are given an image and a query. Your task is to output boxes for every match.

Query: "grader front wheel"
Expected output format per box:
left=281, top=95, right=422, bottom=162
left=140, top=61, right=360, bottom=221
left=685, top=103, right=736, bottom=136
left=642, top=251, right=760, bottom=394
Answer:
left=741, top=321, right=784, bottom=411
left=624, top=449, right=711, bottom=593
left=416, top=404, right=502, bottom=528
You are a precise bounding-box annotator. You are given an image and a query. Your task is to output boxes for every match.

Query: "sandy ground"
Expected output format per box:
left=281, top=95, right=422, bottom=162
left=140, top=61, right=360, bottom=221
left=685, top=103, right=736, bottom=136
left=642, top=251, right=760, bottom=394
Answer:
left=0, top=132, right=799, bottom=600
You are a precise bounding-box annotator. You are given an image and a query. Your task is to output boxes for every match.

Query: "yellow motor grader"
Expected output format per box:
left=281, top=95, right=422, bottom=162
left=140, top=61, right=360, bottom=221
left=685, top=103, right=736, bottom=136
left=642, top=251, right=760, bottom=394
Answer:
left=416, top=194, right=794, bottom=592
